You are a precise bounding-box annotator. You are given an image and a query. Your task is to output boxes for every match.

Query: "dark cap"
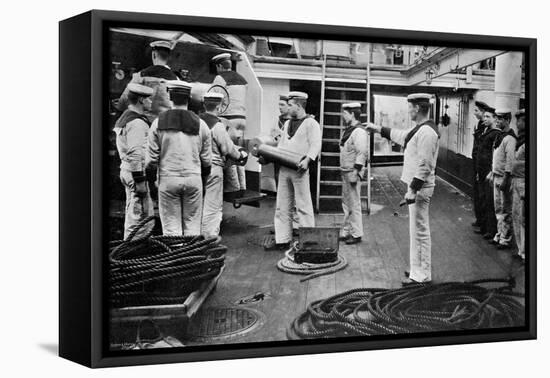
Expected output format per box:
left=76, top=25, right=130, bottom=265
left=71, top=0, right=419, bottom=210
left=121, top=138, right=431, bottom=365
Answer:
left=474, top=101, right=491, bottom=112
left=485, top=106, right=496, bottom=115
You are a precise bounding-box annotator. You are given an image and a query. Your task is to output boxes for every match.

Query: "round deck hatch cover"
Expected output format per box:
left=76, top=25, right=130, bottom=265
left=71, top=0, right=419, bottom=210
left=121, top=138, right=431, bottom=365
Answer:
left=187, top=307, right=264, bottom=340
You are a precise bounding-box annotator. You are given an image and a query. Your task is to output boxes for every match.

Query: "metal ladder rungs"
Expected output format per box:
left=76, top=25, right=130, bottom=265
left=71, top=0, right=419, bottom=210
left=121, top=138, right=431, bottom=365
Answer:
left=325, top=86, right=367, bottom=92
left=317, top=50, right=371, bottom=214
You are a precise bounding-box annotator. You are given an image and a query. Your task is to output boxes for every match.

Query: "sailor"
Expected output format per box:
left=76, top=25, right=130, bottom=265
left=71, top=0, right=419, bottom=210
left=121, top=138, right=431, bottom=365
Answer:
left=117, top=40, right=179, bottom=122
left=211, top=52, right=248, bottom=192
left=265, top=91, right=321, bottom=250
left=272, top=94, right=291, bottom=143
left=146, top=81, right=212, bottom=235
left=270, top=94, right=291, bottom=187
left=113, top=83, right=155, bottom=239
left=339, top=102, right=368, bottom=245
left=367, top=93, right=439, bottom=285
left=200, top=92, right=248, bottom=237
left=471, top=101, right=491, bottom=230
left=511, top=109, right=526, bottom=262
left=475, top=106, right=500, bottom=240
left=265, top=94, right=299, bottom=236
left=489, top=108, right=517, bottom=249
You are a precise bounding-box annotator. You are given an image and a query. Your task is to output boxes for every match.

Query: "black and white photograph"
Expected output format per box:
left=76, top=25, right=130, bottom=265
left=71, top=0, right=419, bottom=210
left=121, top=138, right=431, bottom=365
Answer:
left=5, top=0, right=550, bottom=374
left=105, top=24, right=530, bottom=351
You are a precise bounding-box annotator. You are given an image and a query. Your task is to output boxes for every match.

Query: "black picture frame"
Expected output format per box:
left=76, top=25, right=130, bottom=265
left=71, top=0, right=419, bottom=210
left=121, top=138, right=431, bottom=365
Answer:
left=59, top=9, right=537, bottom=368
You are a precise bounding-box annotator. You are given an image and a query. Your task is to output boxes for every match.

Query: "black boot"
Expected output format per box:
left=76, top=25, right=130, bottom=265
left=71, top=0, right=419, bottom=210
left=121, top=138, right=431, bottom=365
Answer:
left=345, top=236, right=362, bottom=245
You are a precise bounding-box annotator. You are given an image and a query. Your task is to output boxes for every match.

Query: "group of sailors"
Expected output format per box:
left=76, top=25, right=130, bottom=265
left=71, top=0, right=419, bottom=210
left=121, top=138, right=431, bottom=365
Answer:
left=266, top=92, right=439, bottom=286
left=470, top=102, right=526, bottom=262
left=113, top=38, right=522, bottom=286
left=114, top=41, right=248, bottom=240
left=114, top=40, right=440, bottom=285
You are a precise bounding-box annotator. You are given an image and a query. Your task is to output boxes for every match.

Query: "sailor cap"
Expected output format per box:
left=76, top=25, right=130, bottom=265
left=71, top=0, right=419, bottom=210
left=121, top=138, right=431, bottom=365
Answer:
left=515, top=109, right=526, bottom=117
left=279, top=94, right=289, bottom=101
left=203, top=92, right=225, bottom=102
left=342, top=102, right=362, bottom=110
left=407, top=93, right=432, bottom=103
left=211, top=52, right=232, bottom=64
left=495, top=108, right=512, bottom=116
left=150, top=40, right=174, bottom=50
left=127, top=83, right=154, bottom=97
left=485, top=106, right=496, bottom=115
left=474, top=101, right=491, bottom=112
left=165, top=80, right=192, bottom=95
left=287, top=91, right=308, bottom=100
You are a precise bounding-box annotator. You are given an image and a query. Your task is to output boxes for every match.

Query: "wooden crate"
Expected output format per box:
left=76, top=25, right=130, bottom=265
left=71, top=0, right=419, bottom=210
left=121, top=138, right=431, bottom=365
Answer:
left=109, top=267, right=224, bottom=348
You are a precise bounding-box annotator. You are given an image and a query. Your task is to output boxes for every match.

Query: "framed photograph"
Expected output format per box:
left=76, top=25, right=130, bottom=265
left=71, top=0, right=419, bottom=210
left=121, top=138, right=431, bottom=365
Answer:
left=59, top=9, right=536, bottom=368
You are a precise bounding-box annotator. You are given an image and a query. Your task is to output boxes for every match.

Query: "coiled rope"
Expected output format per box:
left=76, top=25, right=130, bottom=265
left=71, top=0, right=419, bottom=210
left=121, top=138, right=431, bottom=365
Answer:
left=287, top=278, right=524, bottom=339
left=109, top=216, right=226, bottom=307
left=277, top=247, right=348, bottom=282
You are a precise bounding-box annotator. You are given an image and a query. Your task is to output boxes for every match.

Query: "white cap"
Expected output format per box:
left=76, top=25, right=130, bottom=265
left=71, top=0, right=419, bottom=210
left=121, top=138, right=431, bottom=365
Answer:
left=288, top=91, right=308, bottom=100
left=342, top=102, right=362, bottom=109
left=203, top=92, right=225, bottom=102
left=127, top=83, right=154, bottom=96
left=407, top=93, right=432, bottom=103
left=495, top=108, right=512, bottom=116
left=150, top=40, right=174, bottom=50
left=211, top=53, right=231, bottom=64
left=165, top=80, right=192, bottom=95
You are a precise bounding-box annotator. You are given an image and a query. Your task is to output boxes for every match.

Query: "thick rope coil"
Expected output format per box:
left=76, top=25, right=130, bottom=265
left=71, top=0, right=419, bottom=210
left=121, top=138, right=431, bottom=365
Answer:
left=277, top=248, right=348, bottom=282
left=109, top=216, right=226, bottom=307
left=287, top=279, right=524, bottom=340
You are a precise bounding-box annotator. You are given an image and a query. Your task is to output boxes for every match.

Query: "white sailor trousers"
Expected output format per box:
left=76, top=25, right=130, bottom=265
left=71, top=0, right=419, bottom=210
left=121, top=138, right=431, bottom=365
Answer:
left=493, top=175, right=513, bottom=246
left=120, top=169, right=154, bottom=240
left=201, top=165, right=224, bottom=237
left=227, top=118, right=247, bottom=191
left=274, top=166, right=315, bottom=243
left=341, top=171, right=363, bottom=238
left=512, top=177, right=525, bottom=257
left=158, top=175, right=203, bottom=236
left=408, top=186, right=434, bottom=282
left=223, top=164, right=240, bottom=192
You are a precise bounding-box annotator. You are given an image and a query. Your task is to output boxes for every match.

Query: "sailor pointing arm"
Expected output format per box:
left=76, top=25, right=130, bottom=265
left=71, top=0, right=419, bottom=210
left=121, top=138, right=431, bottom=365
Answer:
left=366, top=93, right=440, bottom=285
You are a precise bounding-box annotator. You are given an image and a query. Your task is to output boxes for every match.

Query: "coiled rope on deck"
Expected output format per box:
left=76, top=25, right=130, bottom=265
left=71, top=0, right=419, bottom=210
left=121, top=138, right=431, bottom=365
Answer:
left=277, top=247, right=348, bottom=282
left=109, top=216, right=227, bottom=307
left=287, top=278, right=524, bottom=339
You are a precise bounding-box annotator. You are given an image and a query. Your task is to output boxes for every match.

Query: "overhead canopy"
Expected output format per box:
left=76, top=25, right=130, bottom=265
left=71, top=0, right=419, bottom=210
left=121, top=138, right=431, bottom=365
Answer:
left=112, top=28, right=253, bottom=51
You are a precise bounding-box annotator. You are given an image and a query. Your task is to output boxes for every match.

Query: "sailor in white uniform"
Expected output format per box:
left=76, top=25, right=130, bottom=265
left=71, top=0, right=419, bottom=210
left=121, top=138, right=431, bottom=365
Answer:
left=146, top=81, right=212, bottom=236
left=367, top=93, right=440, bottom=285
left=114, top=83, right=155, bottom=239
left=265, top=91, right=322, bottom=250
left=211, top=52, right=248, bottom=193
left=339, top=102, right=369, bottom=245
left=199, top=92, right=248, bottom=236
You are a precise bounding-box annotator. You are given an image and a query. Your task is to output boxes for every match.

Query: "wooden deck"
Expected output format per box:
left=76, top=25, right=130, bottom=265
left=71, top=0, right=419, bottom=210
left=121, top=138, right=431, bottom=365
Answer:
left=184, top=166, right=525, bottom=345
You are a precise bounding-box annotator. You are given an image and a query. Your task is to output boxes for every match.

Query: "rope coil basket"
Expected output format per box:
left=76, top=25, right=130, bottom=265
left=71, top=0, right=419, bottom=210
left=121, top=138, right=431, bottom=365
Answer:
left=277, top=246, right=348, bottom=282
left=109, top=216, right=227, bottom=308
